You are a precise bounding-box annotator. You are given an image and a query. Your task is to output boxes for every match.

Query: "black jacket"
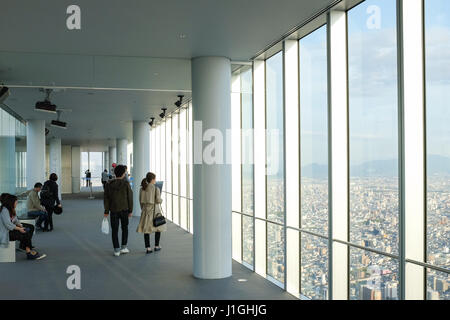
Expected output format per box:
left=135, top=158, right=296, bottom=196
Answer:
left=104, top=178, right=133, bottom=214
left=40, top=180, right=60, bottom=207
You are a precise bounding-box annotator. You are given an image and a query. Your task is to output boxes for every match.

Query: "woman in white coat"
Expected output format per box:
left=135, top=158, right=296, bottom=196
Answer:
left=136, top=172, right=166, bottom=254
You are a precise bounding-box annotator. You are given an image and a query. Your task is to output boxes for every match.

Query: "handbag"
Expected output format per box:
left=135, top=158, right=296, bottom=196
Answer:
left=153, top=204, right=166, bottom=227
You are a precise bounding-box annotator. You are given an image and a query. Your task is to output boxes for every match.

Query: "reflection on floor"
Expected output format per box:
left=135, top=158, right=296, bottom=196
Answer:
left=0, top=192, right=294, bottom=300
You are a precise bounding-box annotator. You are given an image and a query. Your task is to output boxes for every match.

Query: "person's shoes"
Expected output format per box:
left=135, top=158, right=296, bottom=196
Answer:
left=27, top=251, right=46, bottom=260
left=154, top=246, right=161, bottom=252
left=120, top=247, right=130, bottom=254
left=113, top=250, right=121, bottom=257
left=146, top=248, right=153, bottom=254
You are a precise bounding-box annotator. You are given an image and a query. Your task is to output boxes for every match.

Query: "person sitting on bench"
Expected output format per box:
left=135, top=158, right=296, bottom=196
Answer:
left=26, top=183, right=49, bottom=231
left=0, top=193, right=46, bottom=260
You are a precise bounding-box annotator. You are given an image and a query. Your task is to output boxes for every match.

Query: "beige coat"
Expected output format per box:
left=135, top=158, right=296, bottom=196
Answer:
left=136, top=184, right=166, bottom=234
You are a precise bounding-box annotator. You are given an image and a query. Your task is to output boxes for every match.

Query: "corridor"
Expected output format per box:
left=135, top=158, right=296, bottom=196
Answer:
left=0, top=193, right=294, bottom=300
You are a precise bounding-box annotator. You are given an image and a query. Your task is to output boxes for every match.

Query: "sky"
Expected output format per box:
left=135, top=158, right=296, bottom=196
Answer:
left=294, top=0, right=449, bottom=174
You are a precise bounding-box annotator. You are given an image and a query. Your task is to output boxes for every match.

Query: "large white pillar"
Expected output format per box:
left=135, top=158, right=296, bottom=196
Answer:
left=49, top=138, right=62, bottom=199
left=132, top=121, right=150, bottom=217
left=192, top=56, right=232, bottom=279
left=116, top=139, right=128, bottom=166
left=26, top=120, right=46, bottom=189
left=109, top=146, right=116, bottom=169
left=71, top=146, right=81, bottom=193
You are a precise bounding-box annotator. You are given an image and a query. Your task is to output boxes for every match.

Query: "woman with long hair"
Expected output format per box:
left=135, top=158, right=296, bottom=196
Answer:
left=136, top=172, right=165, bottom=254
left=0, top=193, right=46, bottom=260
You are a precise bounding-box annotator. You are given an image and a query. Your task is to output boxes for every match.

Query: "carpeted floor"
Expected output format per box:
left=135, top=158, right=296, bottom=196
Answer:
left=0, top=192, right=295, bottom=300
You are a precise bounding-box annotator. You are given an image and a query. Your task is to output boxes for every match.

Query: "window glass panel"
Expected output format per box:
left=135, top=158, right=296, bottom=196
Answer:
left=166, top=119, right=172, bottom=194
left=425, top=0, right=450, bottom=272
left=300, top=25, right=329, bottom=236
left=242, top=67, right=254, bottom=216
left=427, top=268, right=449, bottom=300
left=348, top=0, right=399, bottom=255
left=350, top=248, right=399, bottom=300
left=301, top=233, right=329, bottom=299
left=180, top=109, right=187, bottom=198
left=266, top=52, right=285, bottom=224
left=242, top=215, right=254, bottom=266
left=267, top=222, right=285, bottom=283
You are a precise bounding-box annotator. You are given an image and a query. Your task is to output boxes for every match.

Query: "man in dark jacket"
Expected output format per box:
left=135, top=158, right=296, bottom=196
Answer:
left=104, top=165, right=133, bottom=256
left=41, top=173, right=62, bottom=232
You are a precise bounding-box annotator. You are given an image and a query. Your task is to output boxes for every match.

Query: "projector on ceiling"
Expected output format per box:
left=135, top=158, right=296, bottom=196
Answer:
left=35, top=100, right=57, bottom=113
left=0, top=86, right=10, bottom=104
left=50, top=120, right=67, bottom=129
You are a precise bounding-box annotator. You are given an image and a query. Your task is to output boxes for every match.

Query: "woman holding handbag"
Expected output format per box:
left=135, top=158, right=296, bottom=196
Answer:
left=136, top=172, right=166, bottom=254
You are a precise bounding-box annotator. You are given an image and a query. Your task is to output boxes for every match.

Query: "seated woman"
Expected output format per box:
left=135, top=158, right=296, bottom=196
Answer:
left=0, top=193, right=46, bottom=260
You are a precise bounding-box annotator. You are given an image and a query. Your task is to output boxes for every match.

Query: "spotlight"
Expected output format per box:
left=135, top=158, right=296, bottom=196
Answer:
left=50, top=110, right=67, bottom=129
left=174, top=95, right=184, bottom=108
left=45, top=128, right=50, bottom=136
left=149, top=117, right=155, bottom=127
left=35, top=89, right=57, bottom=114
left=0, top=86, right=10, bottom=104
left=159, top=107, right=167, bottom=119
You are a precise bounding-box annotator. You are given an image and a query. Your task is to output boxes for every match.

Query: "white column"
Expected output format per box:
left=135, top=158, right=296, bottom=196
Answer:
left=26, top=120, right=46, bottom=189
left=109, top=146, right=117, bottom=171
left=399, top=0, right=425, bottom=300
left=116, top=139, right=128, bottom=166
left=132, top=121, right=150, bottom=217
left=192, top=56, right=232, bottom=279
left=71, top=146, right=81, bottom=193
left=328, top=9, right=349, bottom=300
left=49, top=138, right=62, bottom=199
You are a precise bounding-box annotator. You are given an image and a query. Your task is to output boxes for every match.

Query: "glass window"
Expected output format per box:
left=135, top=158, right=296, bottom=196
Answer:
left=301, top=234, right=329, bottom=299
left=241, top=67, right=254, bottom=217
left=300, top=25, right=329, bottom=238
left=425, top=0, right=450, bottom=277
left=267, top=222, right=285, bottom=283
left=350, top=248, right=399, bottom=300
left=348, top=0, right=399, bottom=261
left=265, top=52, right=285, bottom=225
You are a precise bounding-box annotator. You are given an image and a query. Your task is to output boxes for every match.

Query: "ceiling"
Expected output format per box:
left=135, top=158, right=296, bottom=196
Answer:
left=0, top=0, right=336, bottom=147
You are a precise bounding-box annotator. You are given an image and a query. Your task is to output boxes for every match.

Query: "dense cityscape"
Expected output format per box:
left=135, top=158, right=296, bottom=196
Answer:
left=239, top=175, right=449, bottom=300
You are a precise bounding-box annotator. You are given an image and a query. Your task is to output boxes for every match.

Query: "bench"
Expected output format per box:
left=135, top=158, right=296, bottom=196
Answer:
left=0, top=241, right=16, bottom=263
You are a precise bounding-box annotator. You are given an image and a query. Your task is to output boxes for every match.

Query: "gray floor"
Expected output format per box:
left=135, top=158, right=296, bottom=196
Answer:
left=0, top=192, right=295, bottom=300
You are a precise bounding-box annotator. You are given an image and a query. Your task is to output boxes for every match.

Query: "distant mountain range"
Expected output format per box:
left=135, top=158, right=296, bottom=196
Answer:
left=301, top=155, right=450, bottom=178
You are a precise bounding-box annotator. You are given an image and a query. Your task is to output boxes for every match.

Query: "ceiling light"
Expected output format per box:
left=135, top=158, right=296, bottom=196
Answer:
left=35, top=89, right=57, bottom=114
left=174, top=95, right=184, bottom=108
left=179, top=34, right=187, bottom=39
left=159, top=107, right=167, bottom=119
left=0, top=86, right=10, bottom=104
left=149, top=117, right=155, bottom=127
left=50, top=110, right=67, bottom=129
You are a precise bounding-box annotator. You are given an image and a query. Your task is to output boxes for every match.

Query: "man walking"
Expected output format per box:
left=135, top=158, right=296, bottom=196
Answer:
left=103, top=165, right=133, bottom=256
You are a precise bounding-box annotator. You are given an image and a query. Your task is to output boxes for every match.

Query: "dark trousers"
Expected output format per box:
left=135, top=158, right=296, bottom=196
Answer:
left=144, top=232, right=161, bottom=248
left=110, top=211, right=129, bottom=249
left=9, top=223, right=34, bottom=250
left=27, top=211, right=48, bottom=228
left=43, top=205, right=54, bottom=230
